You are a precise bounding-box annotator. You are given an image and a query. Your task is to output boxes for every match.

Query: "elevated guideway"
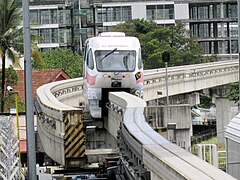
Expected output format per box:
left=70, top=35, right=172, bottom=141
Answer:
left=108, top=92, right=235, bottom=179
left=35, top=60, right=238, bottom=178
left=144, top=60, right=238, bottom=101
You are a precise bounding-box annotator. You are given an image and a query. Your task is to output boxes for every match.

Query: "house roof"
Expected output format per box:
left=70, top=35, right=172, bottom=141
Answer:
left=16, top=69, right=71, bottom=101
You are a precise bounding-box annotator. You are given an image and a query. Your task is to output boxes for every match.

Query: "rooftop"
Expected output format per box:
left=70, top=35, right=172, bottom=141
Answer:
left=16, top=69, right=71, bottom=101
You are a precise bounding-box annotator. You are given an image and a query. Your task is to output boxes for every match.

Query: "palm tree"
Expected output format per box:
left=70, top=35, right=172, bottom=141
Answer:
left=0, top=0, right=23, bottom=112
left=0, top=0, right=43, bottom=112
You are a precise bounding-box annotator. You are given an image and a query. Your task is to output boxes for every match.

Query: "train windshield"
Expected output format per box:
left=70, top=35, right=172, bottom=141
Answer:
left=95, top=50, right=136, bottom=72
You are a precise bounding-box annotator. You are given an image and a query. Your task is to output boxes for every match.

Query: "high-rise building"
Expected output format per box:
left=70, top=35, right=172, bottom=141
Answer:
left=28, top=0, right=82, bottom=52
left=24, top=0, right=238, bottom=59
left=188, top=2, right=238, bottom=58
left=92, top=0, right=239, bottom=59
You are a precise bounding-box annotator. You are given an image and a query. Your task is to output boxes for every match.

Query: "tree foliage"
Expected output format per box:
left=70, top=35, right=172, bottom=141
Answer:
left=0, top=0, right=43, bottom=112
left=198, top=95, right=214, bottom=109
left=32, top=48, right=83, bottom=78
left=227, top=82, right=239, bottom=102
left=111, top=19, right=204, bottom=69
left=0, top=66, right=25, bottom=112
left=0, top=0, right=23, bottom=112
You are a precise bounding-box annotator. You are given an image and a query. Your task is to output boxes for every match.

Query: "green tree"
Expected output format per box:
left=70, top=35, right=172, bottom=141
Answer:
left=198, top=95, right=214, bottom=109
left=227, top=82, right=239, bottom=102
left=32, top=48, right=83, bottom=78
left=0, top=0, right=42, bottom=112
left=0, top=0, right=23, bottom=112
left=112, top=18, right=157, bottom=37
left=112, top=19, right=204, bottom=69
left=0, top=66, right=24, bottom=112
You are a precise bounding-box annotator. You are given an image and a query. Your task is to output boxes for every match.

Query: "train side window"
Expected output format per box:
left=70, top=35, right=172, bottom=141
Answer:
left=84, top=41, right=89, bottom=61
left=86, top=49, right=94, bottom=70
left=138, top=49, right=143, bottom=69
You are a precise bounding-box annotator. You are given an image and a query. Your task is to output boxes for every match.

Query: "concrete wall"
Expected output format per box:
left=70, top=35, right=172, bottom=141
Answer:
left=175, top=3, right=189, bottom=20
left=145, top=104, right=192, bottom=150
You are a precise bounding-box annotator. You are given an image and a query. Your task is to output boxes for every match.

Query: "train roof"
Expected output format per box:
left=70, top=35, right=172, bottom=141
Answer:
left=85, top=32, right=141, bottom=50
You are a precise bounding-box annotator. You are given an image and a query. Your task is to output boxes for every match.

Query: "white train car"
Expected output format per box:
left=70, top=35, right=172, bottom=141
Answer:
left=83, top=32, right=144, bottom=118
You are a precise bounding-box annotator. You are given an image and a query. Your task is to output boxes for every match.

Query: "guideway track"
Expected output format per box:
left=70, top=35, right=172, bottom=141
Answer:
left=109, top=92, right=235, bottom=179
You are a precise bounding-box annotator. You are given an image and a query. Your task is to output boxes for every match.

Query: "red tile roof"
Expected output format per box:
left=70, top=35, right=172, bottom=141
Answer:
left=16, top=69, right=71, bottom=101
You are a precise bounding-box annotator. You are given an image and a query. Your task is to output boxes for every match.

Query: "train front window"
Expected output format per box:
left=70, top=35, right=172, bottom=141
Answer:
left=95, top=50, right=136, bottom=72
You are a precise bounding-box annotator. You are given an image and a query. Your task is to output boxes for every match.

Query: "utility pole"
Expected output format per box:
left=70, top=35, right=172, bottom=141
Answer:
left=70, top=6, right=75, bottom=52
left=238, top=0, right=240, bottom=111
left=23, top=0, right=37, bottom=179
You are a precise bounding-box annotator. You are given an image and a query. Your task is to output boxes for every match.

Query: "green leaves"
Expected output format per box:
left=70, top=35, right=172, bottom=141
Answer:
left=227, top=82, right=239, bottom=102
left=0, top=66, right=25, bottom=112
left=0, top=0, right=23, bottom=67
left=32, top=48, right=83, bottom=78
left=0, top=0, right=23, bottom=112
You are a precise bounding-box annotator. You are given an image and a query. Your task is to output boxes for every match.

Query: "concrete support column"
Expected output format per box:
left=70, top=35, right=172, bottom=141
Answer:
left=212, top=87, right=238, bottom=144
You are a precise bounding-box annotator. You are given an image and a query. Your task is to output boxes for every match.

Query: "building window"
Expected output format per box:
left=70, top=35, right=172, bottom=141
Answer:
left=190, top=3, right=221, bottom=20
left=59, top=29, right=65, bottom=43
left=198, top=6, right=209, bottom=19
left=65, top=10, right=72, bottom=25
left=218, top=41, right=228, bottom=54
left=191, top=7, right=198, bottom=19
left=199, top=23, right=209, bottom=38
left=146, top=4, right=174, bottom=20
left=217, top=23, right=228, bottom=37
left=223, top=3, right=237, bottom=18
left=200, top=42, right=210, bottom=54
left=58, top=10, right=64, bottom=24
left=66, top=29, right=72, bottom=43
left=146, top=5, right=156, bottom=20
left=40, top=10, right=50, bottom=24
left=191, top=24, right=198, bottom=37
left=30, top=10, right=39, bottom=24
left=51, top=29, right=58, bottom=43
left=122, top=6, right=132, bottom=21
left=231, top=40, right=238, bottom=53
left=50, top=9, right=58, bottom=24
left=40, top=29, right=50, bottom=43
left=112, top=7, right=121, bottom=21
left=97, top=6, right=132, bottom=22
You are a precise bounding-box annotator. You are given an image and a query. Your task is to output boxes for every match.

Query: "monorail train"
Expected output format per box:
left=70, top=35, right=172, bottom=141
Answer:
left=82, top=32, right=144, bottom=119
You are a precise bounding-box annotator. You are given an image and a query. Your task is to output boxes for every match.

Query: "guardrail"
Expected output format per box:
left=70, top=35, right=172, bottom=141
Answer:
left=108, top=92, right=235, bottom=179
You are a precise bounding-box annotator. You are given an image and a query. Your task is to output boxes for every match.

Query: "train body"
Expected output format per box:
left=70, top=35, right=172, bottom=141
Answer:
left=83, top=32, right=143, bottom=119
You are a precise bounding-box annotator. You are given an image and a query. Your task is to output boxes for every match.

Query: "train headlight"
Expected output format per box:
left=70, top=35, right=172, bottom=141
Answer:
left=123, top=74, right=130, bottom=78
left=103, top=74, right=110, bottom=78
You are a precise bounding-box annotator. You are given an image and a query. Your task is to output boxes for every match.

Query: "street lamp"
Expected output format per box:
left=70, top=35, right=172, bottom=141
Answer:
left=162, top=51, right=170, bottom=107
left=156, top=91, right=163, bottom=128
left=7, top=86, right=21, bottom=179
left=162, top=51, right=170, bottom=124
